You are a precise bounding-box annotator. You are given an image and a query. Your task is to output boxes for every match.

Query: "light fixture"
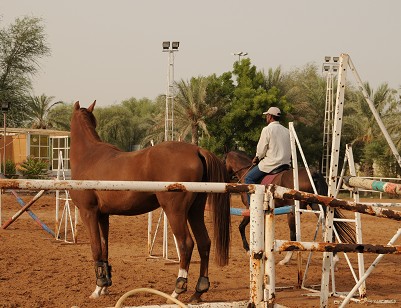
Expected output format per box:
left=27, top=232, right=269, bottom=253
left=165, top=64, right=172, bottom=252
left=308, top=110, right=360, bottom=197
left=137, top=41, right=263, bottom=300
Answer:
left=333, top=56, right=339, bottom=62
left=162, top=41, right=170, bottom=50
left=232, top=51, right=248, bottom=61
left=1, top=102, right=10, bottom=112
left=172, top=41, right=180, bottom=50
left=325, top=56, right=331, bottom=62
left=323, top=65, right=330, bottom=72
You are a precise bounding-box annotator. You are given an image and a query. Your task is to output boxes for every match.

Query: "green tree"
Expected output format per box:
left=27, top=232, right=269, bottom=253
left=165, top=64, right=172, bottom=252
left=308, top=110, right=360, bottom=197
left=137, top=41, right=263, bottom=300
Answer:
left=25, top=94, right=63, bottom=128
left=174, top=76, right=220, bottom=145
left=141, top=95, right=167, bottom=147
left=344, top=82, right=399, bottom=176
left=221, top=59, right=288, bottom=154
left=199, top=72, right=234, bottom=155
left=95, top=105, right=135, bottom=151
left=0, top=16, right=50, bottom=126
left=47, top=103, right=74, bottom=131
left=121, top=97, right=157, bottom=148
left=281, top=63, right=327, bottom=167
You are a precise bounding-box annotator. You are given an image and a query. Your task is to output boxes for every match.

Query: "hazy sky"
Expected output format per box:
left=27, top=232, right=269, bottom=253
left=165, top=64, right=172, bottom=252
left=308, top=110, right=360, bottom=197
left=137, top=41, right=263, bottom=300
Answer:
left=2, top=1, right=401, bottom=107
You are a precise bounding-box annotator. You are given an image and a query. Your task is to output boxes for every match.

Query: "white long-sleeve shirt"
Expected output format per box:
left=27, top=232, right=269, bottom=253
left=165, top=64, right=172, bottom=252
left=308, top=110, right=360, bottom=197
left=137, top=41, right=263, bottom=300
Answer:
left=255, top=121, right=291, bottom=173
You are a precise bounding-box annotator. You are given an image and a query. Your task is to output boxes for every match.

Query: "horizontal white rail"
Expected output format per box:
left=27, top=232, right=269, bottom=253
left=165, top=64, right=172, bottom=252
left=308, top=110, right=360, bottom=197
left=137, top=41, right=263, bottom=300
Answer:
left=0, top=179, right=253, bottom=194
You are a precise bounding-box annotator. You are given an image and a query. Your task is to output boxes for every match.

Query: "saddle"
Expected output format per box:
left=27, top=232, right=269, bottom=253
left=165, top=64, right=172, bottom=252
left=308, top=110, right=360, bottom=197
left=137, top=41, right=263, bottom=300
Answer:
left=260, top=164, right=291, bottom=186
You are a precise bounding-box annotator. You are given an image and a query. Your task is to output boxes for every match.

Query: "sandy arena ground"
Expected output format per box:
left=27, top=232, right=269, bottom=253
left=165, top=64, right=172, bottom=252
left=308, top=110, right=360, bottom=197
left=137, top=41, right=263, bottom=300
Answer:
left=0, top=191, right=400, bottom=308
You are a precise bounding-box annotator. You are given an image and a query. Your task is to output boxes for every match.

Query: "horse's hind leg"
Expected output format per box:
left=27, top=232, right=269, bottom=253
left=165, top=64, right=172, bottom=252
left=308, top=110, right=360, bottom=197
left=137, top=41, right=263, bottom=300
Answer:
left=187, top=198, right=211, bottom=302
left=161, top=197, right=195, bottom=301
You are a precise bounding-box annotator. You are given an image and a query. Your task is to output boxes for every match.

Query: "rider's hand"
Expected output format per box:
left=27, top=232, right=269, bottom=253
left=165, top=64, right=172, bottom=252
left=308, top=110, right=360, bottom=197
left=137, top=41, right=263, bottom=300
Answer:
left=252, top=156, right=259, bottom=165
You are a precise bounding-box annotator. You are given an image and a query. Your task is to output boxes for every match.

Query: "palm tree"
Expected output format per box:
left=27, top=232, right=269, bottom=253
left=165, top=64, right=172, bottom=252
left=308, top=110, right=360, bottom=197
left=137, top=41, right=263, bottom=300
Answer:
left=174, top=77, right=218, bottom=145
left=25, top=94, right=63, bottom=129
left=344, top=82, right=398, bottom=176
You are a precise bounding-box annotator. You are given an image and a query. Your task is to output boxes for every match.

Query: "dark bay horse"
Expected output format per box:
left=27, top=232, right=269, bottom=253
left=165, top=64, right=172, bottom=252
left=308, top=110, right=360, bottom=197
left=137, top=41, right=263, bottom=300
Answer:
left=69, top=101, right=231, bottom=302
left=224, top=150, right=355, bottom=264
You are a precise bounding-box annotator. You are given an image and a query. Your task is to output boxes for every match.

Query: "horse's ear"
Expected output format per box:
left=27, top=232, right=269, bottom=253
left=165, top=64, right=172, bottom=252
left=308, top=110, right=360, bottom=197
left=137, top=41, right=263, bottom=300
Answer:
left=74, top=101, right=80, bottom=110
left=87, top=100, right=96, bottom=113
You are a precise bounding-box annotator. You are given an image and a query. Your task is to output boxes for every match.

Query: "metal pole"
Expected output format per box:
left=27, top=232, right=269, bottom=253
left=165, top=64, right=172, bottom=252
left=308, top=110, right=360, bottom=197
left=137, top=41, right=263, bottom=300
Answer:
left=3, top=112, right=6, bottom=175
left=249, top=184, right=265, bottom=306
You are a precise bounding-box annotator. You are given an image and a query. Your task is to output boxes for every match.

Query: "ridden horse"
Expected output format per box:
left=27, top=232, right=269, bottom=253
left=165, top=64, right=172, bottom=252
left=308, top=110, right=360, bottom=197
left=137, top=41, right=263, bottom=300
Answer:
left=224, top=150, right=355, bottom=264
left=69, top=101, right=231, bottom=302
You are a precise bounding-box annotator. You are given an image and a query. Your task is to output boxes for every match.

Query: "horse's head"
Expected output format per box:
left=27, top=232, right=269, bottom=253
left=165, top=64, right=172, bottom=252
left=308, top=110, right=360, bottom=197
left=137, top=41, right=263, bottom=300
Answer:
left=72, top=101, right=98, bottom=129
left=71, top=101, right=100, bottom=143
left=223, top=150, right=253, bottom=182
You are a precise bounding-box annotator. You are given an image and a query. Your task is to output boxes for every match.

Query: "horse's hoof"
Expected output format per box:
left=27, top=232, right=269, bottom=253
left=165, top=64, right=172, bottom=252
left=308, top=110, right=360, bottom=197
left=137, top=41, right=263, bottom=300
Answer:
left=89, top=285, right=104, bottom=299
left=89, top=292, right=100, bottom=299
left=189, top=291, right=203, bottom=303
left=167, top=291, right=179, bottom=304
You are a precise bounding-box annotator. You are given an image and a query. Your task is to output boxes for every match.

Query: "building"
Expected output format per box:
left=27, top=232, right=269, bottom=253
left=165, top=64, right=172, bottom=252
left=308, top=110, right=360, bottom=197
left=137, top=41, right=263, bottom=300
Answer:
left=0, top=128, right=70, bottom=177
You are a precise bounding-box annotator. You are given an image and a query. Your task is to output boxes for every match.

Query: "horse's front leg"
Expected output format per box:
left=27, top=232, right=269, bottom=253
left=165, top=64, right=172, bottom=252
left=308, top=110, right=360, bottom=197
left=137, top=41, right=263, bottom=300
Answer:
left=91, top=213, right=111, bottom=298
left=80, top=208, right=111, bottom=299
left=239, top=216, right=250, bottom=252
left=279, top=212, right=295, bottom=266
left=239, top=192, right=250, bottom=252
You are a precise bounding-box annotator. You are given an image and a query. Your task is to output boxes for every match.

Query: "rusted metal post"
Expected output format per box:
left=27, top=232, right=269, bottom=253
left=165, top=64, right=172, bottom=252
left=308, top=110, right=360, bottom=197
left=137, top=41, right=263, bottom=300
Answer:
left=264, top=189, right=276, bottom=306
left=249, top=184, right=265, bottom=307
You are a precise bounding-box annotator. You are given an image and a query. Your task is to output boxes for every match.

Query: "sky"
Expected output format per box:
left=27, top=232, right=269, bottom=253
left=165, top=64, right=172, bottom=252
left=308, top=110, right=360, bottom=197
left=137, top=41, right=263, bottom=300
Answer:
left=2, top=1, right=401, bottom=107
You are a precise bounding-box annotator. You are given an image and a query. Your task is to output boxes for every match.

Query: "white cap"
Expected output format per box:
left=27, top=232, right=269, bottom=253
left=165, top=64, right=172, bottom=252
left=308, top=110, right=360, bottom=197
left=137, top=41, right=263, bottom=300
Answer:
left=263, top=107, right=281, bottom=116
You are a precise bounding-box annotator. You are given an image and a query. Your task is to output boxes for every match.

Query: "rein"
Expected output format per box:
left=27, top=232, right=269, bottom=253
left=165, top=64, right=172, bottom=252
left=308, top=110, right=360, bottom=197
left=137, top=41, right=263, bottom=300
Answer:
left=233, top=164, right=254, bottom=183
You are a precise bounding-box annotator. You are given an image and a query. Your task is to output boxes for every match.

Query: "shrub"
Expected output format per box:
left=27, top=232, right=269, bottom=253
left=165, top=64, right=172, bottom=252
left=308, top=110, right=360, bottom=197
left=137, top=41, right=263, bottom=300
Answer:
left=1, top=160, right=17, bottom=178
left=18, top=156, right=49, bottom=179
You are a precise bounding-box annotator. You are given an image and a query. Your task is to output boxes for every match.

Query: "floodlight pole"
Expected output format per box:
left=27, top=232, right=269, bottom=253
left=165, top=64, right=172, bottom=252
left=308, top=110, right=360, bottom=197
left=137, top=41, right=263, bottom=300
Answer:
left=1, top=102, right=10, bottom=175
left=233, top=51, right=248, bottom=62
left=321, top=56, right=339, bottom=180
left=162, top=41, right=179, bottom=141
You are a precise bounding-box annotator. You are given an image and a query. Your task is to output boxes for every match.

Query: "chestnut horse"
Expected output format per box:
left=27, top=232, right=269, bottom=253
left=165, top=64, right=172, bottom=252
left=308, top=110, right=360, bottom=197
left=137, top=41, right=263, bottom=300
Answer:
left=69, top=101, right=231, bottom=302
left=224, top=150, right=355, bottom=264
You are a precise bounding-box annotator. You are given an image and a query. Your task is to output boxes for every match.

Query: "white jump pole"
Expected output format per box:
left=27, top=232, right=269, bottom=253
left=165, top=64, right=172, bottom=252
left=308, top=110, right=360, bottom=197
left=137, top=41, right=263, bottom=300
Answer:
left=0, top=179, right=237, bottom=193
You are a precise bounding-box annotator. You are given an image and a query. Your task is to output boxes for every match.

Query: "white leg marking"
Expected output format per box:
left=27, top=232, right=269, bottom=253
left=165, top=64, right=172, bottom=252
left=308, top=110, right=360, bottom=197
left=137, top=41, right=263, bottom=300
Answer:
left=178, top=268, right=188, bottom=278
left=171, top=291, right=179, bottom=299
left=332, top=254, right=340, bottom=272
left=89, top=285, right=103, bottom=299
left=278, top=251, right=293, bottom=265
left=101, top=286, right=109, bottom=295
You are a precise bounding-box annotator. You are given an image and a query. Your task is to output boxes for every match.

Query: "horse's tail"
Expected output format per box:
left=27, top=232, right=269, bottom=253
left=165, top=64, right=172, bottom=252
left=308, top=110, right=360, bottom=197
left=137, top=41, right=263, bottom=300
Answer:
left=312, top=172, right=356, bottom=244
left=199, top=148, right=231, bottom=266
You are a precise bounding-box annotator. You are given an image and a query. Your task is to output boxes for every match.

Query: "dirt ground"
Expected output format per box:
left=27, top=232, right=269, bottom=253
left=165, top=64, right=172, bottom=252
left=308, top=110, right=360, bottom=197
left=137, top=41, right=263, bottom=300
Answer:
left=0, top=191, right=400, bottom=308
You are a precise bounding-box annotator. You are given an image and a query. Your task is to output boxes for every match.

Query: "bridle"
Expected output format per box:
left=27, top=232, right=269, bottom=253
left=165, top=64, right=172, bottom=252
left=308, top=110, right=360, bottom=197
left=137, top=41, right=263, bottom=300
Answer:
left=232, top=164, right=254, bottom=183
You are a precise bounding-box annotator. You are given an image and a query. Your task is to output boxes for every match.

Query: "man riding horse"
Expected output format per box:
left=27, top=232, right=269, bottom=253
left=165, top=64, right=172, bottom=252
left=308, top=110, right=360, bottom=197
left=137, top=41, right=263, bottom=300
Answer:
left=245, top=106, right=292, bottom=203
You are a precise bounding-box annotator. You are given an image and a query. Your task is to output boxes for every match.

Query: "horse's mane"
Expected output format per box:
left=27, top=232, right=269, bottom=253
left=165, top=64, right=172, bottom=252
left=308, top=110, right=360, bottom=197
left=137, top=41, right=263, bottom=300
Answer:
left=76, top=108, right=121, bottom=152
left=228, top=150, right=252, bottom=165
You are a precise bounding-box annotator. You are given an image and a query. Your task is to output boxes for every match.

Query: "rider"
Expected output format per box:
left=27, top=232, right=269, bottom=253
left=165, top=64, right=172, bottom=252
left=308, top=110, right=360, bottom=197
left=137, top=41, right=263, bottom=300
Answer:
left=245, top=106, right=292, bottom=204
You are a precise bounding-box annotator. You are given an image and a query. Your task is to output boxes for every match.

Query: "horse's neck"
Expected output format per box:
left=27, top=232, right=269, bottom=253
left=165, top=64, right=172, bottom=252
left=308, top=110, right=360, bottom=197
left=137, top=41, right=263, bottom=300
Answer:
left=70, top=117, right=102, bottom=158
left=236, top=165, right=251, bottom=183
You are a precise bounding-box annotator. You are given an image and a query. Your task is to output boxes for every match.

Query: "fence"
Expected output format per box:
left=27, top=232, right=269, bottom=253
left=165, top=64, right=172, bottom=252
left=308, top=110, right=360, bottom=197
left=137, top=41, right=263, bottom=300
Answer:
left=1, top=178, right=400, bottom=307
